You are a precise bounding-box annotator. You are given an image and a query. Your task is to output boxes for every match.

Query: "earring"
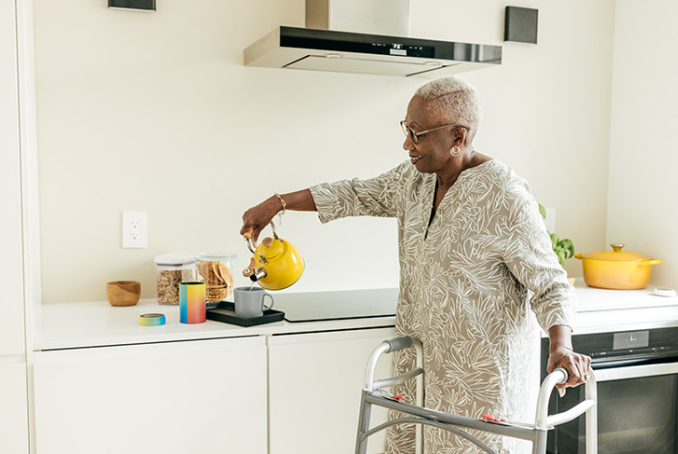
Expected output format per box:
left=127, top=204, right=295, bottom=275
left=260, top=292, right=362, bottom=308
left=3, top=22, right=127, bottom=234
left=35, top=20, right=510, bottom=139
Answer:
left=450, top=146, right=461, bottom=157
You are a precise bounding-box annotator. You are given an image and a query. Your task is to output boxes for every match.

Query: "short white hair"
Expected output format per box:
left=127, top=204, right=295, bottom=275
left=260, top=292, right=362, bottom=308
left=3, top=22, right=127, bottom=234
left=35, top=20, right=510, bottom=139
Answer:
left=415, top=76, right=482, bottom=141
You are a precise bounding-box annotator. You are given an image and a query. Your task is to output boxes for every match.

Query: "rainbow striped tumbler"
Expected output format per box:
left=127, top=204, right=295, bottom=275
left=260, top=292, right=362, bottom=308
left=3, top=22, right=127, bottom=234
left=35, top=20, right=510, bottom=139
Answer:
left=180, top=282, right=206, bottom=324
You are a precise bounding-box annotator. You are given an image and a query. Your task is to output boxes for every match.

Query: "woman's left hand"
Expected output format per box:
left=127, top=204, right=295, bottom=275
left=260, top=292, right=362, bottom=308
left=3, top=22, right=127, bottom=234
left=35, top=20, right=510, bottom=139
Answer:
left=547, top=346, right=592, bottom=397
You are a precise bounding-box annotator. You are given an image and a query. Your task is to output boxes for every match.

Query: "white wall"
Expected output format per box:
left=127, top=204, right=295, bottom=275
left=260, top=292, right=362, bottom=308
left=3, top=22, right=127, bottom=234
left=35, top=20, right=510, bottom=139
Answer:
left=607, top=0, right=678, bottom=288
left=33, top=0, right=615, bottom=303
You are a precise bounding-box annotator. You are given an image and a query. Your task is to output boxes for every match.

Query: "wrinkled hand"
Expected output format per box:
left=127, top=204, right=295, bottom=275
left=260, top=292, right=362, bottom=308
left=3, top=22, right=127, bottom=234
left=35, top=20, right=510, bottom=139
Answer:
left=240, top=196, right=280, bottom=246
left=547, top=347, right=591, bottom=397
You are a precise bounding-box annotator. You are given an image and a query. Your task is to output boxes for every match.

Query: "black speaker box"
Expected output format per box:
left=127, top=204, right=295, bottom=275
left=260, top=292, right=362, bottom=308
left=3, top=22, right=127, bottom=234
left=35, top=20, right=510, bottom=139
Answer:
left=504, top=6, right=538, bottom=44
left=108, top=0, right=156, bottom=11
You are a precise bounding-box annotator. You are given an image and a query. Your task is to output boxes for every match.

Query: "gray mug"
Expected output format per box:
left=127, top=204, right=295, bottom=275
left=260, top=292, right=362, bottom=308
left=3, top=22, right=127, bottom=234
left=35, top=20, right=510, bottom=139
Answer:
left=234, top=287, right=275, bottom=319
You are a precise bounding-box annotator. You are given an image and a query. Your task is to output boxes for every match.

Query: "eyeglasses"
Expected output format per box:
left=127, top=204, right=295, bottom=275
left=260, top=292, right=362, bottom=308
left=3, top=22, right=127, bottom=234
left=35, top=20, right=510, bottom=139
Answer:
left=400, top=120, right=469, bottom=144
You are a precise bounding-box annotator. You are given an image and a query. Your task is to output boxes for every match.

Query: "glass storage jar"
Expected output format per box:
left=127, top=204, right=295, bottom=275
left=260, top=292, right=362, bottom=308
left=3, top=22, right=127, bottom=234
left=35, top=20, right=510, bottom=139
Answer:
left=195, top=253, right=237, bottom=303
left=154, top=254, right=197, bottom=305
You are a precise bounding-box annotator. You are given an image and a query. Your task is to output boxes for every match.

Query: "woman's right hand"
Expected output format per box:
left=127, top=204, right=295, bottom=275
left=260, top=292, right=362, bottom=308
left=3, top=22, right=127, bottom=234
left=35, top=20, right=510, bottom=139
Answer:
left=240, top=196, right=281, bottom=246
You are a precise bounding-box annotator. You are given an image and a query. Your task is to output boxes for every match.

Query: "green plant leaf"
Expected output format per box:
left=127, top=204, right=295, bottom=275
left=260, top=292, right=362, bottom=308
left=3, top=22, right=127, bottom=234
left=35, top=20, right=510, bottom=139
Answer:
left=538, top=203, right=547, bottom=220
left=555, top=247, right=566, bottom=266
left=560, top=238, right=575, bottom=259
left=549, top=232, right=559, bottom=249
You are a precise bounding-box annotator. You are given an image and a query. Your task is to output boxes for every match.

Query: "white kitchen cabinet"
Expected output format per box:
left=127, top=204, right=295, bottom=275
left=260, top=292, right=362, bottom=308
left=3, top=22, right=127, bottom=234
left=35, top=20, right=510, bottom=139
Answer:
left=268, top=327, right=396, bottom=454
left=0, top=363, right=30, bottom=453
left=0, top=0, right=26, bottom=358
left=33, top=336, right=267, bottom=454
left=0, top=1, right=30, bottom=452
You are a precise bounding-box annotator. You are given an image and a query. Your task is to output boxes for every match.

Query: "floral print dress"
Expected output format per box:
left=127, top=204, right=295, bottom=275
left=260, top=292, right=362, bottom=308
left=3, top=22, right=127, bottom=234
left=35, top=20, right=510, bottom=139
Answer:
left=309, top=159, right=575, bottom=454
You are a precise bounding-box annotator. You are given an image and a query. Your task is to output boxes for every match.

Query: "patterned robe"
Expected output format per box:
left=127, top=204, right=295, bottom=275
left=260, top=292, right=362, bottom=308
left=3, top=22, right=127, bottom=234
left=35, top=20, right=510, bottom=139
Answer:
left=309, top=159, right=575, bottom=454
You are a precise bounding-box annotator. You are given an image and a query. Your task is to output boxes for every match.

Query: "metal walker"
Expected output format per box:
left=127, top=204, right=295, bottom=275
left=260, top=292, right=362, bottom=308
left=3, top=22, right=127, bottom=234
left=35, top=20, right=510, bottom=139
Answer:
left=355, top=337, right=598, bottom=454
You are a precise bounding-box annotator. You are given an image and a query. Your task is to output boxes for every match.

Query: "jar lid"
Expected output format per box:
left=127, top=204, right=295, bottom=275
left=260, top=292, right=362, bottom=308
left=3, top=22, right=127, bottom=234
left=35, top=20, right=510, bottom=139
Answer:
left=578, top=243, right=654, bottom=262
left=154, top=253, right=197, bottom=266
left=194, top=252, right=237, bottom=261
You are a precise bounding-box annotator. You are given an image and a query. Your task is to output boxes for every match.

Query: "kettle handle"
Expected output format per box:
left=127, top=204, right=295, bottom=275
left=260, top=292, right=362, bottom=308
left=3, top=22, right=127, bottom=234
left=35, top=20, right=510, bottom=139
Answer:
left=243, top=221, right=279, bottom=261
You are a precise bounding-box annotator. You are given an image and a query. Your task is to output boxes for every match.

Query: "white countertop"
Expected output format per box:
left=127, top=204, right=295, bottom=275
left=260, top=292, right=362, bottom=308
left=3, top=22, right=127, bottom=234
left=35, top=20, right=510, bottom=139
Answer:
left=35, top=299, right=397, bottom=351
left=572, top=279, right=678, bottom=334
left=35, top=290, right=398, bottom=351
left=35, top=280, right=678, bottom=351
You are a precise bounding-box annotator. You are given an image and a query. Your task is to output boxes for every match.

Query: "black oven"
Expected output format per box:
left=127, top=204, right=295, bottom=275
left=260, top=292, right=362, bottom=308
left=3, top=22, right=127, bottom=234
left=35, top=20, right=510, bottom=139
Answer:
left=541, top=326, right=678, bottom=454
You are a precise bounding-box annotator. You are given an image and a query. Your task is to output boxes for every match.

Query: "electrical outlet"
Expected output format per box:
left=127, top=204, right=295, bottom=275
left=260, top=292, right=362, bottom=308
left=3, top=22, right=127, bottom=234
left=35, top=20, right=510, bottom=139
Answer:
left=122, top=212, right=147, bottom=248
left=543, top=208, right=556, bottom=233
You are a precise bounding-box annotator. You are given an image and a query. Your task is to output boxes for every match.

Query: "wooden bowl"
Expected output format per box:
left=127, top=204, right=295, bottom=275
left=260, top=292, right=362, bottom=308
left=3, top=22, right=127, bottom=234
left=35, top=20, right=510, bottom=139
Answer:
left=106, top=281, right=141, bottom=307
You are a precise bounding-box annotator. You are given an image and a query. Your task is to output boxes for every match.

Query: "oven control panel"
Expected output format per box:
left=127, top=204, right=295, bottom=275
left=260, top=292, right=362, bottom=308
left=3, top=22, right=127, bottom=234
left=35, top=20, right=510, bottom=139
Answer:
left=612, top=330, right=649, bottom=350
left=542, top=326, right=678, bottom=366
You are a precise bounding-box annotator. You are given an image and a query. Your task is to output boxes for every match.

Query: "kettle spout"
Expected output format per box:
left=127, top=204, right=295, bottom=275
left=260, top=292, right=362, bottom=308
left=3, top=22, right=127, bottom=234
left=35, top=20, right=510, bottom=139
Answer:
left=249, top=267, right=268, bottom=282
left=243, top=257, right=268, bottom=282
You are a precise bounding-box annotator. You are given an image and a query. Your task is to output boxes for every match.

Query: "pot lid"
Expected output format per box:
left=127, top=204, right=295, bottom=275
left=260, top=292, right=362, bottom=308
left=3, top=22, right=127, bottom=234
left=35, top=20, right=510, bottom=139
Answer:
left=578, top=243, right=655, bottom=261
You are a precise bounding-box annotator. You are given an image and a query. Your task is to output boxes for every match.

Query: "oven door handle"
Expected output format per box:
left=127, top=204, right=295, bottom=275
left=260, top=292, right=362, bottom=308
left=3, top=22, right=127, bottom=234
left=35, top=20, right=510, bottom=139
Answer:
left=594, top=361, right=678, bottom=382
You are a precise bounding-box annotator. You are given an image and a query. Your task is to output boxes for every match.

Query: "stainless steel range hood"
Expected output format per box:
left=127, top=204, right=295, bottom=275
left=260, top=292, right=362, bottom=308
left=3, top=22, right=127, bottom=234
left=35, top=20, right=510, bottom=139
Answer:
left=244, top=0, right=502, bottom=78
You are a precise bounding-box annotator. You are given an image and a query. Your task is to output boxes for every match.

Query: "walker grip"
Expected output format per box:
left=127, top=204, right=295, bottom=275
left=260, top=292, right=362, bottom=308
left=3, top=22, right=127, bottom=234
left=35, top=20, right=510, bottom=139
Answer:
left=383, top=337, right=413, bottom=352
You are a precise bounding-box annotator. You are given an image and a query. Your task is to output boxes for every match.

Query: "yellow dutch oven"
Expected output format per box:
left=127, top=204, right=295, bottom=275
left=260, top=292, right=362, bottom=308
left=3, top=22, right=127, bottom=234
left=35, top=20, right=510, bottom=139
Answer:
left=243, top=222, right=305, bottom=291
left=575, top=243, right=662, bottom=290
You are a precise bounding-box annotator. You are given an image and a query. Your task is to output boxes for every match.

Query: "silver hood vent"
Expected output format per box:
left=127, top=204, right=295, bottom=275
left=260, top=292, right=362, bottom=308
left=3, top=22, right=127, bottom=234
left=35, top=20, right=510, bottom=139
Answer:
left=244, top=0, right=502, bottom=78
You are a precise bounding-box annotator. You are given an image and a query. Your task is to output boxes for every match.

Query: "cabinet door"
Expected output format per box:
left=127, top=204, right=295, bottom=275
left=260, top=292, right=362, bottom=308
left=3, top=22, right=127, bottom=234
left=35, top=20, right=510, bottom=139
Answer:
left=269, top=327, right=396, bottom=454
left=0, top=363, right=29, bottom=453
left=34, top=337, right=267, bottom=454
left=0, top=0, right=26, bottom=356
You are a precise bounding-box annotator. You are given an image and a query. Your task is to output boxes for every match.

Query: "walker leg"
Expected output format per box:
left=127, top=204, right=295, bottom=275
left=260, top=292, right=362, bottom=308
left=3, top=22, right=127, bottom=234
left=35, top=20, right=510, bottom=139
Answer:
left=586, top=408, right=598, bottom=454
left=532, top=430, right=547, bottom=454
left=586, top=377, right=598, bottom=454
left=355, top=390, right=373, bottom=454
left=415, top=373, right=423, bottom=454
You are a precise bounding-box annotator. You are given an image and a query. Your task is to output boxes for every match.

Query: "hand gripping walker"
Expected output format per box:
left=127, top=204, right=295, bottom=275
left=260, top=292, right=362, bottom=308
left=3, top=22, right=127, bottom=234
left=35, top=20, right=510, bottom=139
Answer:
left=355, top=336, right=598, bottom=454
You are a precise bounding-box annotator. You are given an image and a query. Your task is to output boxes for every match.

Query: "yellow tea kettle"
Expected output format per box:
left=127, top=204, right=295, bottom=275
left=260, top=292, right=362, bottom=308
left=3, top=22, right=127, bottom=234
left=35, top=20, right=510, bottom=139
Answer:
left=242, top=222, right=305, bottom=290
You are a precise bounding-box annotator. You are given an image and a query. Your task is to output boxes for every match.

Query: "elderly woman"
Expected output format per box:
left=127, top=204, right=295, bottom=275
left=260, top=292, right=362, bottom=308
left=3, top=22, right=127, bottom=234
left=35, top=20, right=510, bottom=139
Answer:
left=240, top=76, right=590, bottom=454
